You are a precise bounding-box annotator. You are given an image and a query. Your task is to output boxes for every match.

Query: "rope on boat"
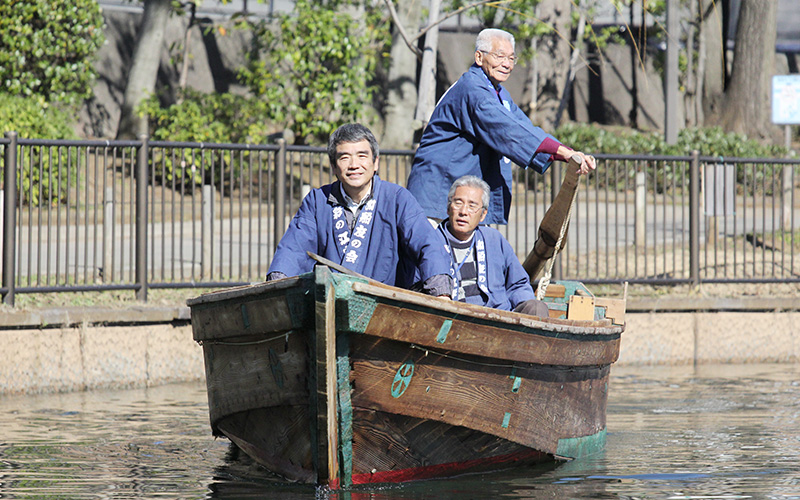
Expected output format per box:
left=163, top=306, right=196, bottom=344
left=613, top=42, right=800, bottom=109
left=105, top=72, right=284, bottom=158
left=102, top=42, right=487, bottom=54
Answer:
left=197, top=330, right=294, bottom=346
left=409, top=343, right=518, bottom=369
left=536, top=160, right=582, bottom=302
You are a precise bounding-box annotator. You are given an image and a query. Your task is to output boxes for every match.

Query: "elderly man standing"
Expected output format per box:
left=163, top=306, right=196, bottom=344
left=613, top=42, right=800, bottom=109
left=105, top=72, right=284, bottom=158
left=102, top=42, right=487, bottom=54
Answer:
left=413, top=175, right=549, bottom=316
left=267, top=123, right=452, bottom=298
left=407, top=28, right=596, bottom=225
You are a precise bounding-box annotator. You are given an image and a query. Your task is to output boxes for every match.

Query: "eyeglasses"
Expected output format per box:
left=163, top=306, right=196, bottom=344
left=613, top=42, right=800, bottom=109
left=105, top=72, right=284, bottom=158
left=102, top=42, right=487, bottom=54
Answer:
left=450, top=199, right=485, bottom=214
left=480, top=51, right=517, bottom=64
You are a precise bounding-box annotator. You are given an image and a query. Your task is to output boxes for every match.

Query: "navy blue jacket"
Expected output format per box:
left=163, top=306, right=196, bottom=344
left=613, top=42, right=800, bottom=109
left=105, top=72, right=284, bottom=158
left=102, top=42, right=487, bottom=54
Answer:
left=413, top=224, right=535, bottom=311
left=408, top=64, right=556, bottom=224
left=268, top=177, right=451, bottom=289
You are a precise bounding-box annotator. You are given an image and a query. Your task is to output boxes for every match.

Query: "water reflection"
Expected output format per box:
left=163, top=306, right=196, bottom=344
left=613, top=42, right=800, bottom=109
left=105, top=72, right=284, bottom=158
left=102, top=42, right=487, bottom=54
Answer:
left=1, top=364, right=798, bottom=499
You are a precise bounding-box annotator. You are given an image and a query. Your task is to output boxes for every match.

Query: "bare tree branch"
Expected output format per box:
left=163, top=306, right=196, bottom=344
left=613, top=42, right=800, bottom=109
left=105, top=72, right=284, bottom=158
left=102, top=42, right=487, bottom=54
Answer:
left=414, top=0, right=504, bottom=43
left=383, top=0, right=507, bottom=58
left=382, top=0, right=422, bottom=58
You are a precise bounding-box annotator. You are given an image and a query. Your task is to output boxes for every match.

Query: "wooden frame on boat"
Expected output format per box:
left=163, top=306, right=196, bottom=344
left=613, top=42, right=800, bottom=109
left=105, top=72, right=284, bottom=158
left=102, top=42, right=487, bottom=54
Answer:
left=188, top=266, right=624, bottom=487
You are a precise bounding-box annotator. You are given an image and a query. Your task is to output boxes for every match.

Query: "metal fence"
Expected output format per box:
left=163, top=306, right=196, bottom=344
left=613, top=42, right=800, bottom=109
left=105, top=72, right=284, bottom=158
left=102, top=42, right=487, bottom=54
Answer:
left=1, top=132, right=798, bottom=304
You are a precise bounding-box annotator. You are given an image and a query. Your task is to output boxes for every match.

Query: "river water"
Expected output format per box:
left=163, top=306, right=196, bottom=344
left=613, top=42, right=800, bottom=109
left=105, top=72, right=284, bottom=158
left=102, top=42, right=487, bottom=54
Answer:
left=1, top=363, right=798, bottom=499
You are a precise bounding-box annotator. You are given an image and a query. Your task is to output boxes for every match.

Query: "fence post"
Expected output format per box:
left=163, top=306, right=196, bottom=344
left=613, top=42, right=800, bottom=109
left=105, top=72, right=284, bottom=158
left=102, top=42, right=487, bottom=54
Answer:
left=202, top=184, right=212, bottom=280
left=0, top=190, right=3, bottom=280
left=274, top=138, right=287, bottom=250
left=3, top=132, right=17, bottom=306
left=635, top=170, right=646, bottom=248
left=103, top=187, right=113, bottom=282
left=136, top=134, right=149, bottom=302
left=783, top=164, right=793, bottom=231
left=689, top=150, right=700, bottom=286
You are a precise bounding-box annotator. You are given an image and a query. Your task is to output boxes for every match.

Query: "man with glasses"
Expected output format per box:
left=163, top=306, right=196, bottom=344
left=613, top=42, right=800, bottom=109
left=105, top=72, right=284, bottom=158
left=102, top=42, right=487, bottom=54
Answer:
left=410, top=175, right=549, bottom=317
left=267, top=123, right=452, bottom=298
left=407, top=28, right=596, bottom=225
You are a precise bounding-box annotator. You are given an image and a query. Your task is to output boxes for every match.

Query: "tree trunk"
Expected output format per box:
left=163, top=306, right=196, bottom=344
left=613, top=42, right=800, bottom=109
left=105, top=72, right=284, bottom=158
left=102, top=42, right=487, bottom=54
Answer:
left=553, top=1, right=586, bottom=129
left=526, top=0, right=572, bottom=129
left=382, top=2, right=420, bottom=149
left=178, top=2, right=197, bottom=95
left=414, top=0, right=441, bottom=129
left=116, top=0, right=172, bottom=140
left=520, top=37, right=538, bottom=121
left=716, top=0, right=778, bottom=139
left=701, top=0, right=726, bottom=125
left=684, top=0, right=697, bottom=127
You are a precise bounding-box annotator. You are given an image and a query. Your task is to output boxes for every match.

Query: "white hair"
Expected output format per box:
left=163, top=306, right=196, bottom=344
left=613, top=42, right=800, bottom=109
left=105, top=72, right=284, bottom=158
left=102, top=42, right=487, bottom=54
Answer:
left=448, top=175, right=490, bottom=208
left=475, top=28, right=515, bottom=53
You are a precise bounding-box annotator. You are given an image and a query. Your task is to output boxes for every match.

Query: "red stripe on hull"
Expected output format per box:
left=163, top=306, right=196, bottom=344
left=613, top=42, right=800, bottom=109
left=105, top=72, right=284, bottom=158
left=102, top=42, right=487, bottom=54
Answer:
left=350, top=449, right=549, bottom=485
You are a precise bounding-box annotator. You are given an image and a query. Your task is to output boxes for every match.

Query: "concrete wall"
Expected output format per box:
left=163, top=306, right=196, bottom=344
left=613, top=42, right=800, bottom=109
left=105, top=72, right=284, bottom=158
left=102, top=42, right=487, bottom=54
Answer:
left=619, top=310, right=800, bottom=366
left=0, top=322, right=202, bottom=395
left=0, top=307, right=204, bottom=395
left=0, top=304, right=797, bottom=395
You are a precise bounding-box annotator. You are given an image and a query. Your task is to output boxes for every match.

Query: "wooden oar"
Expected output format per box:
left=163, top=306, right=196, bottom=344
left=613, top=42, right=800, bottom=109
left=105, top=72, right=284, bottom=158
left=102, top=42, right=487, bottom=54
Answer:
left=307, top=251, right=379, bottom=284
left=522, top=155, right=584, bottom=280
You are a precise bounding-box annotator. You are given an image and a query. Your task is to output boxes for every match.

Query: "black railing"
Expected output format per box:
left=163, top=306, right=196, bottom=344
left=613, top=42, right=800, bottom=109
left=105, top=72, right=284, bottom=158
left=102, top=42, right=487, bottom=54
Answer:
left=1, top=132, right=798, bottom=304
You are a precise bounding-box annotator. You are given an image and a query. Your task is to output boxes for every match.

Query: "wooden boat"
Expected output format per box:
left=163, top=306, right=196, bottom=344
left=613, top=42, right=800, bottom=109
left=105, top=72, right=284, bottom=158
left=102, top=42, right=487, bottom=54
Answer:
left=188, top=266, right=625, bottom=487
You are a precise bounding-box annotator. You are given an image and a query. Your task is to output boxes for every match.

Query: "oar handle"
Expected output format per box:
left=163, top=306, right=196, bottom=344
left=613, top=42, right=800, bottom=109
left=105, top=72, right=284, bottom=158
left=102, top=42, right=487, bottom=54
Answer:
left=522, top=154, right=586, bottom=280
left=307, top=251, right=377, bottom=283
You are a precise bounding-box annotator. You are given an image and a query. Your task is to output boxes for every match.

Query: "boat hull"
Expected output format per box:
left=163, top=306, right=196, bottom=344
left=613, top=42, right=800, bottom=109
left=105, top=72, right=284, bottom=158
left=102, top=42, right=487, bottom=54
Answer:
left=188, top=267, right=623, bottom=486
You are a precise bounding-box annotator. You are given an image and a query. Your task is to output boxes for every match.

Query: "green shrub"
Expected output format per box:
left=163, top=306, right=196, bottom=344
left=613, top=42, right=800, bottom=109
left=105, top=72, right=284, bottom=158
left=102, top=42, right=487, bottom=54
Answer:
left=0, top=93, right=77, bottom=140
left=0, top=0, right=105, bottom=105
left=238, top=0, right=387, bottom=144
left=140, top=90, right=275, bottom=145
left=139, top=89, right=278, bottom=187
left=0, top=93, right=76, bottom=206
left=554, top=123, right=786, bottom=157
left=531, top=123, right=790, bottom=194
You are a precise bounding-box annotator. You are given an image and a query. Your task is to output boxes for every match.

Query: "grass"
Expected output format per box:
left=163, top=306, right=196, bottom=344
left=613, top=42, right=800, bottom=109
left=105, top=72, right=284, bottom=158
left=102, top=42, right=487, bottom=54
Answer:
left=2, top=287, right=217, bottom=311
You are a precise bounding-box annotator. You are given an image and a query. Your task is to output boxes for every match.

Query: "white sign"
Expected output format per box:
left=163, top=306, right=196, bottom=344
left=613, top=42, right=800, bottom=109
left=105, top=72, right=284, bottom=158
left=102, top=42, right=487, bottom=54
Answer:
left=772, top=75, right=800, bottom=125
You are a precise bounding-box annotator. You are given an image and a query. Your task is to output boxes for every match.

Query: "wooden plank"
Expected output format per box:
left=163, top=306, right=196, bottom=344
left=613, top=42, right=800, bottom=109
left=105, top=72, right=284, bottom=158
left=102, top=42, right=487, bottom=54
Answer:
left=314, top=269, right=340, bottom=486
left=203, top=332, right=310, bottom=427
left=567, top=296, right=595, bottom=321
left=349, top=281, right=617, bottom=332
left=187, top=276, right=304, bottom=306
left=349, top=410, right=547, bottom=483
left=348, top=337, right=609, bottom=455
left=361, top=303, right=621, bottom=366
left=595, top=297, right=626, bottom=326
left=217, top=405, right=315, bottom=483
left=191, top=294, right=296, bottom=341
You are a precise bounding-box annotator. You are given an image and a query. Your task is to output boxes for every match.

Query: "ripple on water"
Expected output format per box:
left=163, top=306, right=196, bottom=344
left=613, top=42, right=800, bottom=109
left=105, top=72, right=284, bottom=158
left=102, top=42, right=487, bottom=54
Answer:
left=0, top=365, right=799, bottom=499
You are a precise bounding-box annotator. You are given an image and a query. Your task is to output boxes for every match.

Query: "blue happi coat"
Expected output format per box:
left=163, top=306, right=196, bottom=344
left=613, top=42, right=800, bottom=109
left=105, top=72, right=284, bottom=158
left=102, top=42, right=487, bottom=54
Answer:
left=267, top=176, right=450, bottom=287
left=413, top=224, right=535, bottom=311
left=407, top=64, right=557, bottom=224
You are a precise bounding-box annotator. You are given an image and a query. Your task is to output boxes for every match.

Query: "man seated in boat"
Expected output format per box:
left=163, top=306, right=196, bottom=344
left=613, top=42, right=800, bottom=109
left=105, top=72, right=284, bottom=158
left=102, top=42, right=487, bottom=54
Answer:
left=412, top=175, right=549, bottom=316
left=266, top=123, right=453, bottom=297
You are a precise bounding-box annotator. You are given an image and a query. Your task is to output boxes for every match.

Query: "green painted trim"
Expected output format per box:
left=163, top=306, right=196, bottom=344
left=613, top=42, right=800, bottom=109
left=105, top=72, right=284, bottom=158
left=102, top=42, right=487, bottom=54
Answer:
left=556, top=428, right=607, bottom=458
left=391, top=362, right=415, bottom=398
left=336, top=336, right=354, bottom=487
left=240, top=304, right=251, bottom=329
left=436, top=319, right=452, bottom=344
left=332, top=276, right=377, bottom=333
left=511, top=377, right=521, bottom=393
left=502, top=412, right=511, bottom=428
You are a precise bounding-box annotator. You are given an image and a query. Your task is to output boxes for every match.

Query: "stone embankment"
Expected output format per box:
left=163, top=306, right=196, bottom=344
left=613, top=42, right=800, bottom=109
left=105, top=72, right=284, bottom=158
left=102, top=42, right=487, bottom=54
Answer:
left=1, top=291, right=798, bottom=395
